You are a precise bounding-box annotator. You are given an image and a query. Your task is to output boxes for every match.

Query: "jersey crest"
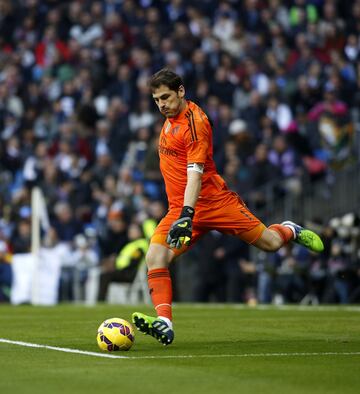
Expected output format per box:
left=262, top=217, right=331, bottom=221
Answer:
left=171, top=126, right=180, bottom=136
left=164, top=122, right=171, bottom=134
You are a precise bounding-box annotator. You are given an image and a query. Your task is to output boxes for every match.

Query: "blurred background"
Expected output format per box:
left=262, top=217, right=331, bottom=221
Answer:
left=0, top=0, right=359, bottom=306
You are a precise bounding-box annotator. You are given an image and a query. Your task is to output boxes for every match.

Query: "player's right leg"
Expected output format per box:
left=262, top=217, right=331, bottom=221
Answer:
left=132, top=242, right=176, bottom=345
left=132, top=212, right=205, bottom=345
left=132, top=311, right=174, bottom=346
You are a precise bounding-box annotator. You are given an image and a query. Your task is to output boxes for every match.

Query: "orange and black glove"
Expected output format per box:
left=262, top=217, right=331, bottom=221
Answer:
left=166, top=206, right=194, bottom=249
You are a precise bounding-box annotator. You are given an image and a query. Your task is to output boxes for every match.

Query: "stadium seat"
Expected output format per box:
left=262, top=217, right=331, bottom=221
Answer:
left=106, top=264, right=151, bottom=305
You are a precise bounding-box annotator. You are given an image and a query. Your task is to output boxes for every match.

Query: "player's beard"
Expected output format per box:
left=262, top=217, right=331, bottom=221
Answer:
left=164, top=99, right=185, bottom=118
left=164, top=111, right=175, bottom=118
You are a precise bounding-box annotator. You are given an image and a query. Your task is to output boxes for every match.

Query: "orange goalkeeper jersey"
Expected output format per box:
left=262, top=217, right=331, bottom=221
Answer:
left=158, top=100, right=226, bottom=208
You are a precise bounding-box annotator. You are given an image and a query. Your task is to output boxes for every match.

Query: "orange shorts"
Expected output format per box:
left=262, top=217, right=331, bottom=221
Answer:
left=151, top=189, right=266, bottom=257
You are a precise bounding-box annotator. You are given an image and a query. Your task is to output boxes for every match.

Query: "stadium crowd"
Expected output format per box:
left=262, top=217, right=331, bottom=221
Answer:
left=0, top=0, right=359, bottom=304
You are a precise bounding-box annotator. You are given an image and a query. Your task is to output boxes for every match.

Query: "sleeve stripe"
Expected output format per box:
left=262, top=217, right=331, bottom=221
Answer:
left=189, top=110, right=198, bottom=141
left=185, top=112, right=195, bottom=142
left=185, top=110, right=198, bottom=142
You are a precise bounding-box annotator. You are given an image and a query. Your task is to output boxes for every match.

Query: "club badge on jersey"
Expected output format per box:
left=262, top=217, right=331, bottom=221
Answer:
left=165, top=122, right=171, bottom=134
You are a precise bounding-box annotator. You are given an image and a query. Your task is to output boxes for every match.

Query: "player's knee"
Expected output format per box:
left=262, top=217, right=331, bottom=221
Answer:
left=145, top=245, right=170, bottom=269
left=253, top=230, right=283, bottom=252
left=263, top=237, right=283, bottom=252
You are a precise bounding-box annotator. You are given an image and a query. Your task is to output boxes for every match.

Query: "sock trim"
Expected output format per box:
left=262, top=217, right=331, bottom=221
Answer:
left=283, top=224, right=296, bottom=239
left=148, top=272, right=170, bottom=278
left=148, top=268, right=170, bottom=279
left=268, top=224, right=294, bottom=243
left=155, top=303, right=172, bottom=310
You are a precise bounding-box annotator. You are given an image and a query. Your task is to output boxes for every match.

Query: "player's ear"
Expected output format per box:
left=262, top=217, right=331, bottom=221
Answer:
left=178, top=85, right=185, bottom=98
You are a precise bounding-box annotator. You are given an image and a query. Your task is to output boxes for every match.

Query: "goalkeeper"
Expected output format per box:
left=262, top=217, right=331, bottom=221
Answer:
left=132, top=69, right=324, bottom=346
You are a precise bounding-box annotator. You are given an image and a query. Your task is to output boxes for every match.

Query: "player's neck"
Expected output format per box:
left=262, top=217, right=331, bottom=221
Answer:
left=179, top=99, right=187, bottom=113
left=172, top=99, right=188, bottom=119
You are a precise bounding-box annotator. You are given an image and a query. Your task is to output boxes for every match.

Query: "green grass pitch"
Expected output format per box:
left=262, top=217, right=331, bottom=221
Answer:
left=0, top=304, right=360, bottom=394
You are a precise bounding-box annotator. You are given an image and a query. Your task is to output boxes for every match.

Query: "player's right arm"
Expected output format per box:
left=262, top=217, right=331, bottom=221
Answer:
left=183, top=165, right=203, bottom=209
left=166, top=108, right=210, bottom=249
left=166, top=168, right=203, bottom=249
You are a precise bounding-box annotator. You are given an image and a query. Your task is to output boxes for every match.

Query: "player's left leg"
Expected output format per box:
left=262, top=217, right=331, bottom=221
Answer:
left=238, top=218, right=324, bottom=253
left=200, top=190, right=324, bottom=253
left=281, top=221, right=324, bottom=253
left=241, top=218, right=324, bottom=253
left=251, top=224, right=291, bottom=252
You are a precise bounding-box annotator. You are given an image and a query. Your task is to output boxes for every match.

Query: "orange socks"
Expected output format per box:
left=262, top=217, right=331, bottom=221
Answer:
left=147, top=268, right=173, bottom=320
left=268, top=224, right=294, bottom=244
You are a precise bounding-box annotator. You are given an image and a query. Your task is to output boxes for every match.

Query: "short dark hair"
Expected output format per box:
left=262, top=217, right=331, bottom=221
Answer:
left=149, top=68, right=183, bottom=92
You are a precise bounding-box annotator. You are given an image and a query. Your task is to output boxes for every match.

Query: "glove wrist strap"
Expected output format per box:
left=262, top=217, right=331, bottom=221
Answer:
left=180, top=206, right=195, bottom=219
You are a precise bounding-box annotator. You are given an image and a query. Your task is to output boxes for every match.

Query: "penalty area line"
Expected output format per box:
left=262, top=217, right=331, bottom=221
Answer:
left=1, top=338, right=360, bottom=360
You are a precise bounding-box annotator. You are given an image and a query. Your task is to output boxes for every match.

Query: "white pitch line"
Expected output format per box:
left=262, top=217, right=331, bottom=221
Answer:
left=187, top=303, right=360, bottom=312
left=0, top=338, right=128, bottom=359
left=131, top=352, right=360, bottom=359
left=1, top=338, right=360, bottom=360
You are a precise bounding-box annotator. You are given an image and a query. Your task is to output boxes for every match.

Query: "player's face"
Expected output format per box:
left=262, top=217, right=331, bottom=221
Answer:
left=152, top=84, right=186, bottom=118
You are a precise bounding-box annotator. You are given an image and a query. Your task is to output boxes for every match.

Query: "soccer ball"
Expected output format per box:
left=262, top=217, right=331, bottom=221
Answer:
left=97, top=318, right=135, bottom=351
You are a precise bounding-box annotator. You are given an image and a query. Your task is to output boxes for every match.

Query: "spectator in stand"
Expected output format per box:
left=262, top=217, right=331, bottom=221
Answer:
left=266, top=95, right=293, bottom=133
left=322, top=241, right=351, bottom=304
left=11, top=218, right=31, bottom=254
left=35, top=25, right=70, bottom=71
left=129, top=98, right=156, bottom=134
left=289, top=0, right=318, bottom=33
left=292, top=74, right=320, bottom=113
left=69, top=10, right=103, bottom=47
left=244, top=58, right=270, bottom=97
left=98, top=221, right=151, bottom=302
left=308, top=85, right=354, bottom=167
left=52, top=201, right=82, bottom=243
left=0, top=240, right=12, bottom=302
left=247, top=143, right=281, bottom=209
left=212, top=103, right=233, bottom=173
left=68, top=233, right=99, bottom=302
left=212, top=233, right=257, bottom=303
left=97, top=206, right=128, bottom=277
left=228, top=119, right=256, bottom=164
left=107, top=63, right=135, bottom=106
left=192, top=232, right=227, bottom=303
left=268, top=135, right=302, bottom=195
left=279, top=244, right=311, bottom=303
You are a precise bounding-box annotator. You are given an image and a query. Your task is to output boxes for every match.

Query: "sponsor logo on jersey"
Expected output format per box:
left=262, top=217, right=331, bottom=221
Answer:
left=159, top=145, right=178, bottom=157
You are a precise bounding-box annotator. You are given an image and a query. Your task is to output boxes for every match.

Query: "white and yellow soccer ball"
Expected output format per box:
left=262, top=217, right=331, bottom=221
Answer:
left=97, top=318, right=135, bottom=351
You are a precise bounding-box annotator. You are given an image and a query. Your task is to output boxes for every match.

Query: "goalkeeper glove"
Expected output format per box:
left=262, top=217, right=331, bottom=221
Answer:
left=166, top=206, right=194, bottom=249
